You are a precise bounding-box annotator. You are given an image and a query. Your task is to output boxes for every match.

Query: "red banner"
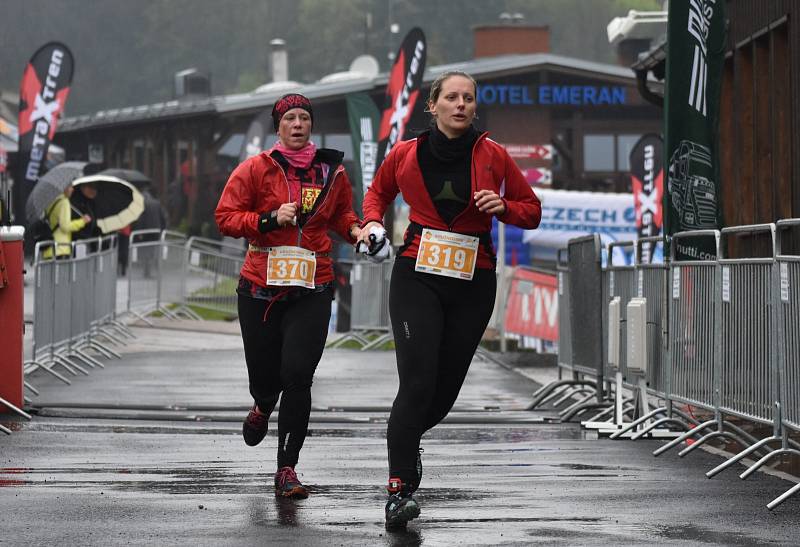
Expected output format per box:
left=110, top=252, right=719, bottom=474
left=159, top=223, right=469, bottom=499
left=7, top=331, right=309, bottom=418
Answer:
left=18, top=42, right=74, bottom=187
left=377, top=28, right=426, bottom=167
left=504, top=269, right=559, bottom=342
left=502, top=144, right=552, bottom=159
left=521, top=167, right=552, bottom=186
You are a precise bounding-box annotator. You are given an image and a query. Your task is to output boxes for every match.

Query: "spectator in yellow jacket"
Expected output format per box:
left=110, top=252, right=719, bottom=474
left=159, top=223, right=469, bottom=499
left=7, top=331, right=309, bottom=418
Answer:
left=43, top=185, right=92, bottom=259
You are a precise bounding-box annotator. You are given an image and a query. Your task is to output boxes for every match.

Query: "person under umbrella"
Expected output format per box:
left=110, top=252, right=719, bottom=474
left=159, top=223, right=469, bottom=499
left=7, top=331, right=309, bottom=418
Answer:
left=43, top=184, right=92, bottom=259
left=24, top=161, right=95, bottom=259
left=70, top=174, right=144, bottom=269
left=70, top=174, right=144, bottom=234
left=99, top=168, right=167, bottom=277
left=71, top=181, right=102, bottom=251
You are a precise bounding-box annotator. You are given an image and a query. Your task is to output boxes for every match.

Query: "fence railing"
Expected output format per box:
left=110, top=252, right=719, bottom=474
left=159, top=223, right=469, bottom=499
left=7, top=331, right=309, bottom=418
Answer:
left=548, top=221, right=800, bottom=511
left=21, top=223, right=800, bottom=509
left=25, top=235, right=133, bottom=395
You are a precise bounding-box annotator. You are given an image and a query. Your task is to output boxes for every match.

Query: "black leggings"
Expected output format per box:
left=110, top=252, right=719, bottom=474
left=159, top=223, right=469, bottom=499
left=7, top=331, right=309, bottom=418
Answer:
left=387, top=257, right=496, bottom=486
left=237, top=289, right=332, bottom=469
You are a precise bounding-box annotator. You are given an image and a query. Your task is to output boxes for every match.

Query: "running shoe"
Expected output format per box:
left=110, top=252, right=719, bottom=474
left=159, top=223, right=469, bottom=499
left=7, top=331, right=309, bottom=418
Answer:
left=242, top=404, right=269, bottom=446
left=385, top=477, right=420, bottom=530
left=274, top=466, right=309, bottom=499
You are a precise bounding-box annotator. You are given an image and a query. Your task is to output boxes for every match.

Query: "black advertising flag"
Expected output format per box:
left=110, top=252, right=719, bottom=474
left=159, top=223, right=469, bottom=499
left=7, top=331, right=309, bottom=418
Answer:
left=630, top=134, right=664, bottom=263
left=346, top=92, right=380, bottom=214
left=376, top=27, right=426, bottom=168
left=18, top=42, right=74, bottom=188
left=664, top=0, right=726, bottom=259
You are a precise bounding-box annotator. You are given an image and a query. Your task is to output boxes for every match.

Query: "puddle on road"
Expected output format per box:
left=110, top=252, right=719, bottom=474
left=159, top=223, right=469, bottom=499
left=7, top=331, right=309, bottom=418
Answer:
left=651, top=524, right=778, bottom=546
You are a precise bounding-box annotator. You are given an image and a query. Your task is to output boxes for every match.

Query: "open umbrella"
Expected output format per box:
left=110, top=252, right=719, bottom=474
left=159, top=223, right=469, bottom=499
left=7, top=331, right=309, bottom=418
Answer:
left=24, top=161, right=88, bottom=222
left=99, top=168, right=152, bottom=189
left=71, top=174, right=144, bottom=234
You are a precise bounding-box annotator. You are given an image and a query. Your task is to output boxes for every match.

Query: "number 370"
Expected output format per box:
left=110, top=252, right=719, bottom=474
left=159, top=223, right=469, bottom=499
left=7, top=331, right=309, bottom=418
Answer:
left=276, top=259, right=309, bottom=278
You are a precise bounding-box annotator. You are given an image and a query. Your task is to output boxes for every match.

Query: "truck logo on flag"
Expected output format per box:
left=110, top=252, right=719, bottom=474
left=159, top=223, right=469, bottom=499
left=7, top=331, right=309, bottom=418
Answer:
left=664, top=0, right=725, bottom=259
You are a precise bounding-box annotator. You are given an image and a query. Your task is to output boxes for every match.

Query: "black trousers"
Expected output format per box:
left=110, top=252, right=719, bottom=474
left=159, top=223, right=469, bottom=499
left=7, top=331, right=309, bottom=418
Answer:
left=237, top=288, right=332, bottom=469
left=387, top=258, right=496, bottom=487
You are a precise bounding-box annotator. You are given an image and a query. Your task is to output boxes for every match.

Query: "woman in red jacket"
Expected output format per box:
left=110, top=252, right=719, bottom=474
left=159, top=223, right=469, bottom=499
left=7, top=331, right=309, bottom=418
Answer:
left=359, top=71, right=542, bottom=529
left=216, top=93, right=361, bottom=499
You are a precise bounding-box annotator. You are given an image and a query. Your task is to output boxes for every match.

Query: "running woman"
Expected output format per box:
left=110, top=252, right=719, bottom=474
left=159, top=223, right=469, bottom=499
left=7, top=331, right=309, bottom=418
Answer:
left=358, top=71, right=542, bottom=529
left=216, top=93, right=361, bottom=499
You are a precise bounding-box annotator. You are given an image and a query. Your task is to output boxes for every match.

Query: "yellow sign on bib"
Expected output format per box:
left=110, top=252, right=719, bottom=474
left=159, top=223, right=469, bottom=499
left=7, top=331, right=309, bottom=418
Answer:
left=415, top=228, right=479, bottom=280
left=266, top=246, right=316, bottom=288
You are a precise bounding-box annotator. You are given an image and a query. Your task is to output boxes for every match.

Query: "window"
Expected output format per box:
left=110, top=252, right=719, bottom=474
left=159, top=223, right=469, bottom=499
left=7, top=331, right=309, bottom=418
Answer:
left=616, top=134, right=642, bottom=172
left=324, top=134, right=354, bottom=161
left=583, top=133, right=643, bottom=172
left=218, top=133, right=244, bottom=158
left=584, top=135, right=614, bottom=171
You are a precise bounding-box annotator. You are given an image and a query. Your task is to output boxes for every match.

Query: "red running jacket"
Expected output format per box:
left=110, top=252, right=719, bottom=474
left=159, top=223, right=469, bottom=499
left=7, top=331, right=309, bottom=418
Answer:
left=215, top=151, right=360, bottom=287
left=362, top=132, right=542, bottom=269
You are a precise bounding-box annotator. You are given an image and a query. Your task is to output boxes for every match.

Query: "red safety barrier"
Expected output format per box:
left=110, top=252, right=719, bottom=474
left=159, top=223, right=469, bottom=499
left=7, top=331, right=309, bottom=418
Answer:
left=504, top=268, right=559, bottom=342
left=0, top=226, right=25, bottom=409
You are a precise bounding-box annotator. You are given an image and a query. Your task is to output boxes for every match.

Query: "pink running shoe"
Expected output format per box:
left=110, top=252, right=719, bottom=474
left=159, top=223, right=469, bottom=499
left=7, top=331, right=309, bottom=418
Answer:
left=274, top=466, right=309, bottom=499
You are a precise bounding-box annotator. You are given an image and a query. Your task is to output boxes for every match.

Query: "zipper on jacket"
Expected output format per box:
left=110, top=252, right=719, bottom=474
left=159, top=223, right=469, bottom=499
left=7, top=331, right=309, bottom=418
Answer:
left=446, top=132, right=487, bottom=233
left=269, top=153, right=343, bottom=248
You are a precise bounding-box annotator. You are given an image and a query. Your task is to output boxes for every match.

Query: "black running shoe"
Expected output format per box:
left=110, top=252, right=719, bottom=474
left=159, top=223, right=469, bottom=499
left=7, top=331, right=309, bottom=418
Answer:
left=385, top=477, right=420, bottom=530
left=242, top=404, right=268, bottom=446
left=274, top=466, right=309, bottom=499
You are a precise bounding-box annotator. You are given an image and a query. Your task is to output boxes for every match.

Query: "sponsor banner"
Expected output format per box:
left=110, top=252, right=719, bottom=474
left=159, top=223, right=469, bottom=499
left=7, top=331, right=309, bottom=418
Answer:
left=239, top=109, right=272, bottom=162
left=630, top=134, right=664, bottom=263
left=346, top=92, right=380, bottom=213
left=377, top=27, right=426, bottom=167
left=503, top=144, right=552, bottom=160
left=664, top=0, right=726, bottom=259
left=504, top=268, right=559, bottom=342
left=522, top=188, right=638, bottom=264
left=18, top=42, right=74, bottom=187
left=521, top=167, right=552, bottom=186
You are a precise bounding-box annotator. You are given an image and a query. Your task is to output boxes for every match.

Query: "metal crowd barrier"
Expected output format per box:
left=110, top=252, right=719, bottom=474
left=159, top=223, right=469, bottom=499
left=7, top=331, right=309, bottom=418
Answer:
left=529, top=235, right=604, bottom=414
left=768, top=219, right=800, bottom=508
left=618, top=231, right=739, bottom=449
left=704, top=222, right=800, bottom=509
left=126, top=229, right=198, bottom=322
left=590, top=223, right=800, bottom=510
left=328, top=257, right=393, bottom=350
left=652, top=229, right=765, bottom=457
left=604, top=241, right=636, bottom=384
left=556, top=248, right=572, bottom=372
left=25, top=236, right=130, bottom=394
left=585, top=238, right=673, bottom=435
left=183, top=236, right=246, bottom=316
left=158, top=230, right=196, bottom=319
left=635, top=236, right=669, bottom=397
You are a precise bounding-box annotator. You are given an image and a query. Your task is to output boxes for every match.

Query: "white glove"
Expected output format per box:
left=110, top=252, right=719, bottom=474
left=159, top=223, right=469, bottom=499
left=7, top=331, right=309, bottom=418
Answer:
left=356, top=225, right=393, bottom=263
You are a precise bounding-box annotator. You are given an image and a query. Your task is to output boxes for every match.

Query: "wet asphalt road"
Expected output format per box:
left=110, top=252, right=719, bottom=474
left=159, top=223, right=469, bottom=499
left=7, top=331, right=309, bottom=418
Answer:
left=2, top=326, right=798, bottom=546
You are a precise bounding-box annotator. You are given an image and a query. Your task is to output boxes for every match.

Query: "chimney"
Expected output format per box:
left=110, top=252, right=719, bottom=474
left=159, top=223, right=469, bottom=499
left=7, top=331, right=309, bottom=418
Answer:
left=270, top=39, right=288, bottom=83
left=473, top=24, right=550, bottom=58
left=174, top=68, right=211, bottom=99
left=616, top=38, right=653, bottom=66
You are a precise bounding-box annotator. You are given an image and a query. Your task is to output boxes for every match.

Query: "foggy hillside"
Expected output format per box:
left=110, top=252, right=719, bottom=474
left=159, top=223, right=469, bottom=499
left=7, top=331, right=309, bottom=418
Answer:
left=0, top=0, right=660, bottom=116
